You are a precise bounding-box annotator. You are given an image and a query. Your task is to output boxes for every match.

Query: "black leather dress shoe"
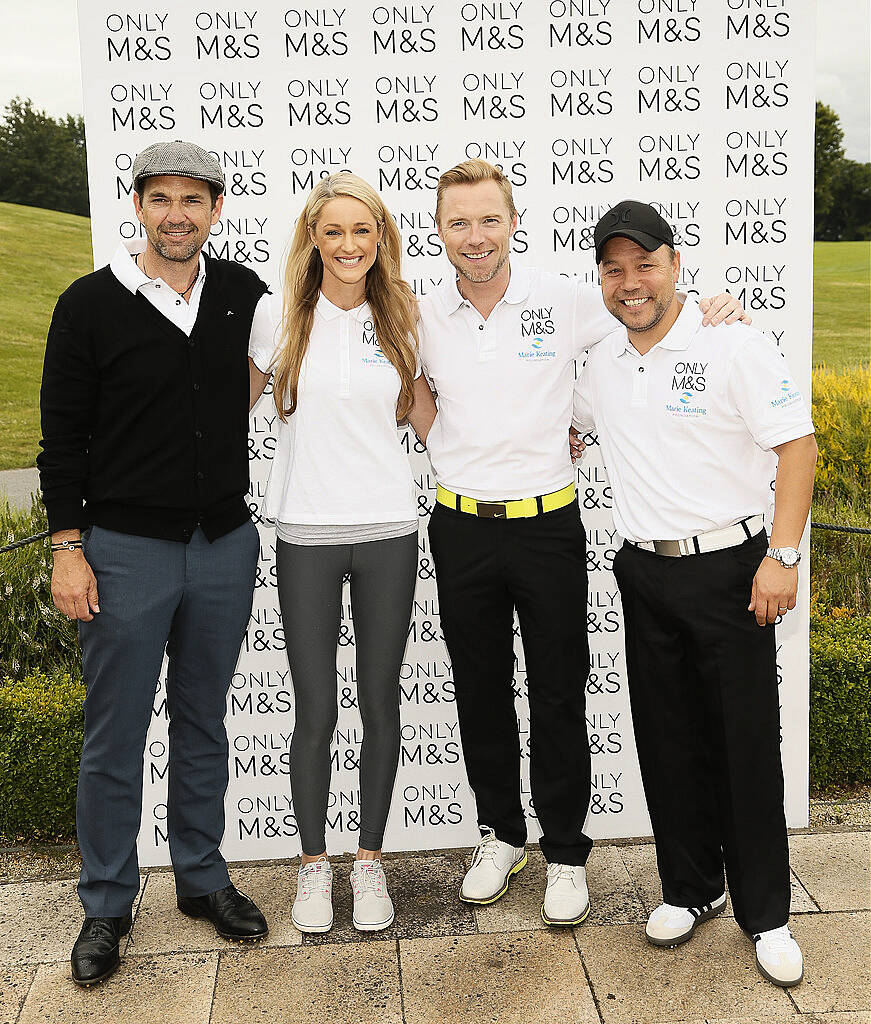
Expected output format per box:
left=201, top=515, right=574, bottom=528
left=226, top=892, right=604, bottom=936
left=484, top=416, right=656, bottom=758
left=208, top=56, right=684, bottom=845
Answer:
left=177, top=883, right=268, bottom=941
left=71, top=913, right=132, bottom=987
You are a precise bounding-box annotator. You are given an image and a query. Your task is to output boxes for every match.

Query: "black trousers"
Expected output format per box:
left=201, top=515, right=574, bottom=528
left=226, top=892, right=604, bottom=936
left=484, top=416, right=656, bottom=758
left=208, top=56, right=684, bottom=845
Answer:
left=428, top=500, right=592, bottom=865
left=613, top=532, right=791, bottom=934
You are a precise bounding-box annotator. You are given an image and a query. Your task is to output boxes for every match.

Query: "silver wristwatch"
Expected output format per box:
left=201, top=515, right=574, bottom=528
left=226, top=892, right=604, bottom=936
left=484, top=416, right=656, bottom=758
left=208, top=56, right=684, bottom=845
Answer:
left=766, top=546, right=801, bottom=568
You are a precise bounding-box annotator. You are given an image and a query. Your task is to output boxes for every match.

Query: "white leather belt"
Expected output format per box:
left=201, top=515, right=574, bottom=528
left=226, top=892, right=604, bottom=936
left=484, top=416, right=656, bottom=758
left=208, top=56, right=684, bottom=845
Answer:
left=627, top=515, right=765, bottom=558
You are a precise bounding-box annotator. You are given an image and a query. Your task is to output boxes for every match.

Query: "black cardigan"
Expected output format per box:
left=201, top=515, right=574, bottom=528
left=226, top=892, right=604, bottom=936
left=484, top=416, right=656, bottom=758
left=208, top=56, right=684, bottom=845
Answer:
left=38, top=257, right=269, bottom=542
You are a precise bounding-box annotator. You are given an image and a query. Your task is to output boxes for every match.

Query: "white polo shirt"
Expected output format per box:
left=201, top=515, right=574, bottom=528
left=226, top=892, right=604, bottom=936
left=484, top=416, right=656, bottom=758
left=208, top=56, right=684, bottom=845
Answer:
left=109, top=240, right=273, bottom=344
left=419, top=267, right=618, bottom=501
left=250, top=293, right=418, bottom=524
left=572, top=299, right=814, bottom=543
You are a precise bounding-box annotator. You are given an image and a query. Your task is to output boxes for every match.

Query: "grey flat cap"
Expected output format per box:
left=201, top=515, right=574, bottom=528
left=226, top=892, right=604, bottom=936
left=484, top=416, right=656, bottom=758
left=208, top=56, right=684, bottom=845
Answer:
left=132, top=140, right=225, bottom=192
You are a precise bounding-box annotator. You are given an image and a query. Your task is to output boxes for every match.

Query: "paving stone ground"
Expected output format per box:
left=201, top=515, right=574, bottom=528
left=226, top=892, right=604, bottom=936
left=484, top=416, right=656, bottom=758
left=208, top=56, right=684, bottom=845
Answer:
left=0, top=827, right=867, bottom=1024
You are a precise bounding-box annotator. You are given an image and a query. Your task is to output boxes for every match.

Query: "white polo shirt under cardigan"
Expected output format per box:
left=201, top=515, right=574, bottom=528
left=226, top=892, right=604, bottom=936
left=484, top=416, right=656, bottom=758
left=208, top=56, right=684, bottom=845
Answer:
left=110, top=240, right=274, bottom=342
left=419, top=267, right=618, bottom=502
left=250, top=293, right=419, bottom=525
left=572, top=298, right=814, bottom=543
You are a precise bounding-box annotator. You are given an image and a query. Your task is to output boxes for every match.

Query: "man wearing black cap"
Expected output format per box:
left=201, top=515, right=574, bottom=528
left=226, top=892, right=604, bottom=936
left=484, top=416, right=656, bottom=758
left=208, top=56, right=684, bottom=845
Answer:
left=39, top=140, right=272, bottom=986
left=571, top=200, right=817, bottom=986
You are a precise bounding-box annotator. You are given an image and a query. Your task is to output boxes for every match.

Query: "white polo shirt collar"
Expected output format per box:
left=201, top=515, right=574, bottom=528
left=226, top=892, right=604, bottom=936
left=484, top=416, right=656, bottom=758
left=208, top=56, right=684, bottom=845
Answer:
left=109, top=240, right=207, bottom=336
left=612, top=298, right=699, bottom=362
left=111, top=239, right=206, bottom=296
left=315, top=292, right=370, bottom=323
left=438, top=265, right=535, bottom=316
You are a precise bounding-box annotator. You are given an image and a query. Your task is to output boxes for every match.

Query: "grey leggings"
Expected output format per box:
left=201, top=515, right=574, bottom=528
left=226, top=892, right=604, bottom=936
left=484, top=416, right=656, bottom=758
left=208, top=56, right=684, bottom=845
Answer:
left=276, top=532, right=418, bottom=854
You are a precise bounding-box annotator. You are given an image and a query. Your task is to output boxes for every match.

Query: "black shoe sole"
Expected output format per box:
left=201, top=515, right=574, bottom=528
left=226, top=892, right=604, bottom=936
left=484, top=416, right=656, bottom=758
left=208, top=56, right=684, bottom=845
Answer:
left=177, top=903, right=268, bottom=943
left=72, top=959, right=120, bottom=988
left=541, top=900, right=591, bottom=927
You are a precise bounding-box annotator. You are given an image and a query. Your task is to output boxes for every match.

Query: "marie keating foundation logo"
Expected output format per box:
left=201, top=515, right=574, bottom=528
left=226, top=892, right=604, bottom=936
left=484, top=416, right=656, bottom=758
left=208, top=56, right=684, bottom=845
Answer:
left=771, top=378, right=801, bottom=408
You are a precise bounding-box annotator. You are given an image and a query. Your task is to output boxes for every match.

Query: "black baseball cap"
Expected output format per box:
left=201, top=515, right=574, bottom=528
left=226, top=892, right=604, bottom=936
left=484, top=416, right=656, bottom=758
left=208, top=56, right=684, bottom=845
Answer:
left=594, top=201, right=674, bottom=264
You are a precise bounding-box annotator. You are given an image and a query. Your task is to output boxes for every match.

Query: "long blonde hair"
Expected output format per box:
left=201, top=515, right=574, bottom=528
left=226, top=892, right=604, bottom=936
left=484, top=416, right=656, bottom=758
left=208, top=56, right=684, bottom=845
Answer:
left=272, top=173, right=418, bottom=421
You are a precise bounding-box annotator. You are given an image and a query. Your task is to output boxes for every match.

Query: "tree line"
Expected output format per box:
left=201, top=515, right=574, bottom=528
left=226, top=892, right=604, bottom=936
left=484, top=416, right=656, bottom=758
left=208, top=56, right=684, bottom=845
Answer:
left=0, top=96, right=868, bottom=239
left=813, top=102, right=871, bottom=241
left=0, top=98, right=88, bottom=216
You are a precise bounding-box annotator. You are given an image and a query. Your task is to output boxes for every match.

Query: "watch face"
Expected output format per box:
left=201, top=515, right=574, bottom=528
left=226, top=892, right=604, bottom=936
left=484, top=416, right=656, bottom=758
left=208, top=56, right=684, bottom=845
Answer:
left=780, top=548, right=800, bottom=567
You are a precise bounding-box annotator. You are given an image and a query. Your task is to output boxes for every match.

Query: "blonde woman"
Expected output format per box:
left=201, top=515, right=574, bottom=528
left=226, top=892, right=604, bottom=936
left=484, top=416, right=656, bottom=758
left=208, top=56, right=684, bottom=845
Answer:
left=249, top=174, right=436, bottom=933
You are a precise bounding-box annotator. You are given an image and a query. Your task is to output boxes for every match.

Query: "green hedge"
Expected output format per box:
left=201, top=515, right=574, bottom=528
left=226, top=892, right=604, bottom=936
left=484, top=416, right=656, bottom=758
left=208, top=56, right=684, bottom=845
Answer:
left=809, top=613, right=871, bottom=789
left=0, top=615, right=868, bottom=840
left=0, top=672, right=84, bottom=841
left=0, top=496, right=81, bottom=679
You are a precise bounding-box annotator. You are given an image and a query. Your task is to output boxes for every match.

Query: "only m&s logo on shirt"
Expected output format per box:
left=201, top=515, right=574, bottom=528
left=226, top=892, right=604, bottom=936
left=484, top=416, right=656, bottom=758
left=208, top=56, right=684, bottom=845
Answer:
left=671, top=360, right=707, bottom=392
left=361, top=320, right=390, bottom=366
left=519, top=307, right=556, bottom=336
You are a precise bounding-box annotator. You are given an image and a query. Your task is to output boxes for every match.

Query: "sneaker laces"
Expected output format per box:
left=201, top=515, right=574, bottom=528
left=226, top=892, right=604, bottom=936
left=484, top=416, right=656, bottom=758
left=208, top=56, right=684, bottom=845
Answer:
left=469, top=828, right=502, bottom=869
left=352, top=861, right=385, bottom=897
left=758, top=925, right=795, bottom=955
left=546, top=863, right=582, bottom=886
left=299, top=860, right=331, bottom=899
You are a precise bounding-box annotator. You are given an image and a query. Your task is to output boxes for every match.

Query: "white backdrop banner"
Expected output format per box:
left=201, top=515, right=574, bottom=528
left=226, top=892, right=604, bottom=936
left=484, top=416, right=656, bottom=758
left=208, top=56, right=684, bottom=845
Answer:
left=76, top=0, right=816, bottom=865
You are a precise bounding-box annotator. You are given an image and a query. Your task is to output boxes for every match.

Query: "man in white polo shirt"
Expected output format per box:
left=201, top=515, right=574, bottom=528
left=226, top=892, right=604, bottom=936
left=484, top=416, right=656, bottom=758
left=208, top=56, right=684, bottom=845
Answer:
left=418, top=160, right=746, bottom=926
left=573, top=200, right=817, bottom=985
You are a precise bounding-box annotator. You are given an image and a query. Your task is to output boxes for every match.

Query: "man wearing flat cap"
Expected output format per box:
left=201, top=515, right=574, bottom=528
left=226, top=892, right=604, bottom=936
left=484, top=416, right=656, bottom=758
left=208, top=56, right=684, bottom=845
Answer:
left=38, top=140, right=272, bottom=986
left=572, top=200, right=817, bottom=987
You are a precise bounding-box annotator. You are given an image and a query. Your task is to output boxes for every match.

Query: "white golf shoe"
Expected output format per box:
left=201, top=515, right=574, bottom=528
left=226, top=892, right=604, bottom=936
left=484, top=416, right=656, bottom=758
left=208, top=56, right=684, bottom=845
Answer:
left=753, top=925, right=804, bottom=987
left=291, top=858, right=333, bottom=933
left=460, top=828, right=527, bottom=904
left=645, top=894, right=727, bottom=947
left=541, top=863, right=590, bottom=926
left=350, top=859, right=395, bottom=932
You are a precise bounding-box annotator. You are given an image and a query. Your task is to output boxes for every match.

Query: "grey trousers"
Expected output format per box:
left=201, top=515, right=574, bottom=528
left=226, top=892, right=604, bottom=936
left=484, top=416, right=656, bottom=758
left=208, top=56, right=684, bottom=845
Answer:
left=76, top=522, right=259, bottom=916
left=276, top=532, right=418, bottom=854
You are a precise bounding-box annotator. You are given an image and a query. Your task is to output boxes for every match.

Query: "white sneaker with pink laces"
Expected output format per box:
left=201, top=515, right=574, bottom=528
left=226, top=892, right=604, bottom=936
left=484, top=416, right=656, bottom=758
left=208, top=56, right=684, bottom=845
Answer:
left=291, top=858, right=333, bottom=933
left=350, top=859, right=394, bottom=932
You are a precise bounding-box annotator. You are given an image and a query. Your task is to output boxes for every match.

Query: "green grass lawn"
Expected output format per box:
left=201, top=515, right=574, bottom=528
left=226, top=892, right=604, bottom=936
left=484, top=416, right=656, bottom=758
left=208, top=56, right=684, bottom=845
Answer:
left=0, top=203, right=868, bottom=468
left=0, top=202, right=93, bottom=470
left=813, top=241, right=871, bottom=369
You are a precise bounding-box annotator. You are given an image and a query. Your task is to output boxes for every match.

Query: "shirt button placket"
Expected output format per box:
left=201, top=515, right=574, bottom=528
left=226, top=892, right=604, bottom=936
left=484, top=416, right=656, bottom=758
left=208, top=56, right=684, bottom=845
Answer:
left=340, top=316, right=351, bottom=398
left=631, top=362, right=649, bottom=406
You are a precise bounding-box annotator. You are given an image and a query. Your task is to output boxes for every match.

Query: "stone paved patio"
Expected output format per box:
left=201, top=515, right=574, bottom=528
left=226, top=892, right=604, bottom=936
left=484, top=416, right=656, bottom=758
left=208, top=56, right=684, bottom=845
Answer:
left=0, top=828, right=868, bottom=1024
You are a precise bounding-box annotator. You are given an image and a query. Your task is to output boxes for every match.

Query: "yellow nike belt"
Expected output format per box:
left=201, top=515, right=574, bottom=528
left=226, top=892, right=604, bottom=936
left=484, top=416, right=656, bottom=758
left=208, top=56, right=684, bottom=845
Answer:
left=435, top=482, right=576, bottom=519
